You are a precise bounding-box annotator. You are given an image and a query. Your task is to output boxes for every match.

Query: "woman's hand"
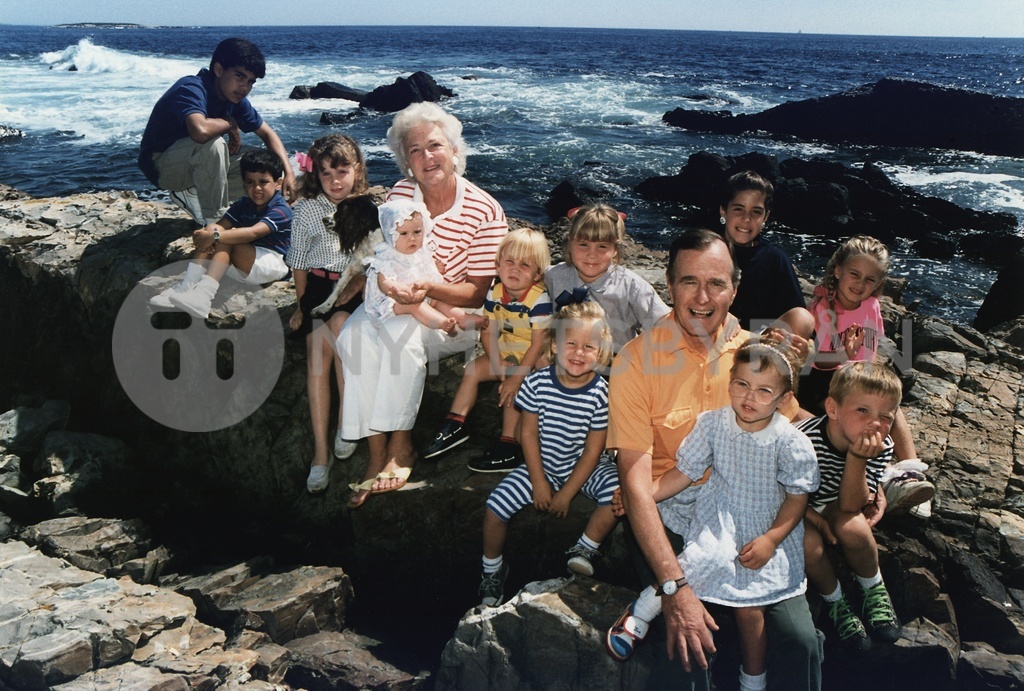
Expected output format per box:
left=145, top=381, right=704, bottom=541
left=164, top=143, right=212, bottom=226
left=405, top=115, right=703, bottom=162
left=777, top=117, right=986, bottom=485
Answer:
left=389, top=281, right=429, bottom=305
left=289, top=307, right=303, bottom=333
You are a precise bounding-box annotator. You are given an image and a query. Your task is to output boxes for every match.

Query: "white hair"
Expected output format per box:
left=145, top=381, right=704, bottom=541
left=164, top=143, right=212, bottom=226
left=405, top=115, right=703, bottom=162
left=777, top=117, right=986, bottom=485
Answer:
left=385, top=102, right=467, bottom=177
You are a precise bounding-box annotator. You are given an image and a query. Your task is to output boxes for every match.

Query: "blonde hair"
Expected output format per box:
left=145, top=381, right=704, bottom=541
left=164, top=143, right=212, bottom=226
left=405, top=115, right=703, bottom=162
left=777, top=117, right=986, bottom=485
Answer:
left=828, top=361, right=902, bottom=407
left=565, top=204, right=625, bottom=266
left=731, top=333, right=803, bottom=396
left=498, top=228, right=551, bottom=274
left=386, top=102, right=467, bottom=177
left=297, top=134, right=368, bottom=200
left=547, top=301, right=614, bottom=368
left=813, top=235, right=890, bottom=313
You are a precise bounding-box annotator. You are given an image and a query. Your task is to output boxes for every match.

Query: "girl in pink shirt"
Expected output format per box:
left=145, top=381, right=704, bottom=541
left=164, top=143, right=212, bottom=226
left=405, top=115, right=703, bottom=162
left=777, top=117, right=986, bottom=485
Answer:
left=802, top=235, right=889, bottom=414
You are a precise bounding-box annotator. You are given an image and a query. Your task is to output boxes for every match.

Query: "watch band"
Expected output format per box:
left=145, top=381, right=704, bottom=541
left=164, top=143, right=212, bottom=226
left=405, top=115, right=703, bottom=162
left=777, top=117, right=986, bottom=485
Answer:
left=656, top=576, right=689, bottom=596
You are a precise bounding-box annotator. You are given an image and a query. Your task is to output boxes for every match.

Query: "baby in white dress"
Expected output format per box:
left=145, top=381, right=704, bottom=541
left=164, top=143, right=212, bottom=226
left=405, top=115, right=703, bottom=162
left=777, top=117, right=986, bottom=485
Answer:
left=364, top=198, right=471, bottom=333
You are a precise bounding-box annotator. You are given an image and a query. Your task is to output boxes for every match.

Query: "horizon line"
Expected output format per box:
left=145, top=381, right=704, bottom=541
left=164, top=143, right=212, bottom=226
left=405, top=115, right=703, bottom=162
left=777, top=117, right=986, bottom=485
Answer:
left=2, top=22, right=1021, bottom=40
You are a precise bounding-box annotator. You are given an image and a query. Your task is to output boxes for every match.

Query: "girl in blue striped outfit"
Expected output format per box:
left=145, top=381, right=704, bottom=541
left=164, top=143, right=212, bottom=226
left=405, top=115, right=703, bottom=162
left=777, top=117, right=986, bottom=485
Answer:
left=478, top=301, right=619, bottom=607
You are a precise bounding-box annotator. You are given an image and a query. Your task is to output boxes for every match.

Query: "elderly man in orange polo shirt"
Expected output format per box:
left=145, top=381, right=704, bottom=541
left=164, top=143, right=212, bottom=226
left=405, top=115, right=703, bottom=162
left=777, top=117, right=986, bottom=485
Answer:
left=608, top=228, right=821, bottom=690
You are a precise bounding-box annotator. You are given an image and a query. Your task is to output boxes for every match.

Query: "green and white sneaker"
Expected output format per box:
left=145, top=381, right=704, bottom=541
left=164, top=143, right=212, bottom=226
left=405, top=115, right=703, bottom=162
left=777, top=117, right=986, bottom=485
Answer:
left=861, top=582, right=902, bottom=643
left=827, top=594, right=871, bottom=652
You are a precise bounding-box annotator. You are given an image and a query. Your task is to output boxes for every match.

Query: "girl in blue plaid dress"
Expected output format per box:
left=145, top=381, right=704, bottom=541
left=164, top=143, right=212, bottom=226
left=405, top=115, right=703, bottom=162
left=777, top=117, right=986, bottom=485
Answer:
left=607, top=337, right=818, bottom=691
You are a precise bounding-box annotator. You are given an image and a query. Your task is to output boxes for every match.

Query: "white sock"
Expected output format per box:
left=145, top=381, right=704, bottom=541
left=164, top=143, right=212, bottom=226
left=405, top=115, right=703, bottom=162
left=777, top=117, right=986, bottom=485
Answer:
left=856, top=569, right=883, bottom=590
left=822, top=582, right=843, bottom=603
left=576, top=534, right=600, bottom=551
left=632, top=585, right=663, bottom=623
left=182, top=262, right=206, bottom=286
left=482, top=555, right=502, bottom=575
left=739, top=670, right=767, bottom=691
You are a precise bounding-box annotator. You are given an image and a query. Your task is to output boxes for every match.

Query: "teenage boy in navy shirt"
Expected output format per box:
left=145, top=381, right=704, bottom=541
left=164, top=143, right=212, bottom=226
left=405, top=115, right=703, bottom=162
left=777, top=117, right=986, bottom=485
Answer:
left=138, top=37, right=296, bottom=226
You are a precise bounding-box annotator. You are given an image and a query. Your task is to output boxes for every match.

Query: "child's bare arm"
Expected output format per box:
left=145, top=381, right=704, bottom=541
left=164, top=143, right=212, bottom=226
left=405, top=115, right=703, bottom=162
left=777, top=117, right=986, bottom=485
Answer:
left=739, top=492, right=809, bottom=570
left=838, top=430, right=884, bottom=513
left=498, top=328, right=547, bottom=406
left=521, top=411, right=553, bottom=511
left=651, top=467, right=695, bottom=503
left=481, top=319, right=503, bottom=378
left=549, top=428, right=607, bottom=518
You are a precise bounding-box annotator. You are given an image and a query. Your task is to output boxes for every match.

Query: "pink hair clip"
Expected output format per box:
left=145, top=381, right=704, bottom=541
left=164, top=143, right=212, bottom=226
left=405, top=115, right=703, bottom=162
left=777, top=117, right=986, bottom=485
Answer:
left=296, top=151, right=314, bottom=174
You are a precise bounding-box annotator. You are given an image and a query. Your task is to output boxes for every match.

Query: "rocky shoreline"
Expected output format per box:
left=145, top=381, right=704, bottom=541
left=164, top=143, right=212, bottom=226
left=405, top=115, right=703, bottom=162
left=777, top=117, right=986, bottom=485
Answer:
left=0, top=182, right=1023, bottom=689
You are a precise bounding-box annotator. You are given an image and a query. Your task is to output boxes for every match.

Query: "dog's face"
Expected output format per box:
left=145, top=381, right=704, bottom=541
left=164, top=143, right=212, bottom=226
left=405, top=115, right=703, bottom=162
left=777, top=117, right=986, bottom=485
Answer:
left=332, top=195, right=380, bottom=247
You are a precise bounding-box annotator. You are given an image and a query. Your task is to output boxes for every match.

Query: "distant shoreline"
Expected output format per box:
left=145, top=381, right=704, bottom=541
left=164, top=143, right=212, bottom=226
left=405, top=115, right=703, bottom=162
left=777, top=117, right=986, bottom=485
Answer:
left=54, top=23, right=146, bottom=29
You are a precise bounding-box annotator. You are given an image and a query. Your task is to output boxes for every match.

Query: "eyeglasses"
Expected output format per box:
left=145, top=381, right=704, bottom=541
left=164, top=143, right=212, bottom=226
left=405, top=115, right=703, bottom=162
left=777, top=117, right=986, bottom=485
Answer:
left=728, top=379, right=782, bottom=405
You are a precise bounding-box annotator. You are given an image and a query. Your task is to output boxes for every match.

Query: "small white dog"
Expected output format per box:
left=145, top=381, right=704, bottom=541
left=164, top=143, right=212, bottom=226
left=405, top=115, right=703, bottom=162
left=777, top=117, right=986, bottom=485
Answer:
left=310, top=194, right=383, bottom=317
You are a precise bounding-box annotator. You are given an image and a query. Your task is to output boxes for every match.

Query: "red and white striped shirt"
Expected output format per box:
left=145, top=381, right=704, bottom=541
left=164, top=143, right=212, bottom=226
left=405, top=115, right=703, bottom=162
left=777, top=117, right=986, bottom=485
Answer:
left=387, top=176, right=507, bottom=283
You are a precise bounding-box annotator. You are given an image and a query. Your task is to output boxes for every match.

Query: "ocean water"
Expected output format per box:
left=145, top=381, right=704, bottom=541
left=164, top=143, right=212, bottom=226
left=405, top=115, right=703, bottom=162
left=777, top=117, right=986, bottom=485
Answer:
left=1, top=24, right=1022, bottom=324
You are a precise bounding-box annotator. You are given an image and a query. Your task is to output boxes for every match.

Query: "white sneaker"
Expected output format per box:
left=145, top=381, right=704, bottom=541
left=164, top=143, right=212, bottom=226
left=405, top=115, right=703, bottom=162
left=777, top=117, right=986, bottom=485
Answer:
left=883, top=468, right=935, bottom=515
left=168, top=275, right=218, bottom=319
left=334, top=431, right=357, bottom=459
left=149, top=277, right=196, bottom=309
left=909, top=500, right=933, bottom=519
left=306, top=457, right=335, bottom=494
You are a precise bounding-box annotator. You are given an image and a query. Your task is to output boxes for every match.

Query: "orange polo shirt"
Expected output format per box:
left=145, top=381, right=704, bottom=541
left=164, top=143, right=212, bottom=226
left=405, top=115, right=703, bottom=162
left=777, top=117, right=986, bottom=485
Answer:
left=608, top=312, right=797, bottom=480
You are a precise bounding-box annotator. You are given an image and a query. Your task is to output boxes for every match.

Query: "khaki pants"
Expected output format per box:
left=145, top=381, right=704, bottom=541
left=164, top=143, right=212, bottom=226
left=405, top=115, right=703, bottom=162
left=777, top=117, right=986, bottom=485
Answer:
left=153, top=136, right=242, bottom=223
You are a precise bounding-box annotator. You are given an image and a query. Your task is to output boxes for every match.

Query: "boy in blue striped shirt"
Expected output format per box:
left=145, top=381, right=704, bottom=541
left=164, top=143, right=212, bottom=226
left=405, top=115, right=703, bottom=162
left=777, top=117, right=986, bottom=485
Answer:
left=478, top=301, right=620, bottom=607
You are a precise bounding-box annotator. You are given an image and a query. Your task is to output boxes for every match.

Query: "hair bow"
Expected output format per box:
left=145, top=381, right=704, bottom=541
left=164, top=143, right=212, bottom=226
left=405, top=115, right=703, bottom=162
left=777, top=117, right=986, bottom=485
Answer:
left=554, top=286, right=590, bottom=310
left=296, top=151, right=314, bottom=174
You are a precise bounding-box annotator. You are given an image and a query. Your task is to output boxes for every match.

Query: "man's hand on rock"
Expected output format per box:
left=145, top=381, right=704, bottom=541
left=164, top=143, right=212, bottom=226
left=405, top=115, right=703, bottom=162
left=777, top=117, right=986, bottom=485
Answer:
left=662, top=585, right=718, bottom=672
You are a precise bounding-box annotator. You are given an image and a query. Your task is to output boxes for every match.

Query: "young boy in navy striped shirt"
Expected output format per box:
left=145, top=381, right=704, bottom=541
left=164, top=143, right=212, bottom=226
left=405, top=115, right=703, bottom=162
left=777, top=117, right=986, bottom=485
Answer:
left=477, top=301, right=619, bottom=607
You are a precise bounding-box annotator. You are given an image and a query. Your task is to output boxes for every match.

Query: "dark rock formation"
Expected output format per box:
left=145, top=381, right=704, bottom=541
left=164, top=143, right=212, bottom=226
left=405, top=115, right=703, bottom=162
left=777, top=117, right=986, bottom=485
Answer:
left=290, top=72, right=452, bottom=112
left=974, top=247, right=1024, bottom=333
left=545, top=180, right=586, bottom=219
left=289, top=82, right=368, bottom=102
left=359, top=71, right=455, bottom=113
left=319, top=110, right=360, bottom=126
left=636, top=150, right=1018, bottom=248
left=663, top=78, right=1024, bottom=158
left=309, top=81, right=367, bottom=102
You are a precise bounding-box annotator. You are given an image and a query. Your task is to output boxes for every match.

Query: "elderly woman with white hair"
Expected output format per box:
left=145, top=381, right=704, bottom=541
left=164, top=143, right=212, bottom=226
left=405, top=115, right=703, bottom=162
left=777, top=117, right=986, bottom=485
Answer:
left=338, top=102, right=508, bottom=509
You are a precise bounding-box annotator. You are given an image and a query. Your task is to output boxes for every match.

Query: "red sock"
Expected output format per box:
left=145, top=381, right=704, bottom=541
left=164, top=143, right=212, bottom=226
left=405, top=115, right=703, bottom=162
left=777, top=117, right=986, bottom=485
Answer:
left=446, top=413, right=466, bottom=425
left=499, top=435, right=518, bottom=446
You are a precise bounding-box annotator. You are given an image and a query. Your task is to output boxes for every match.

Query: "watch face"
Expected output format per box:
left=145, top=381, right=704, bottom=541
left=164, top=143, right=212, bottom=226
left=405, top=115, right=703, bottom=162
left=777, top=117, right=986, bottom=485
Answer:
left=662, top=580, right=677, bottom=596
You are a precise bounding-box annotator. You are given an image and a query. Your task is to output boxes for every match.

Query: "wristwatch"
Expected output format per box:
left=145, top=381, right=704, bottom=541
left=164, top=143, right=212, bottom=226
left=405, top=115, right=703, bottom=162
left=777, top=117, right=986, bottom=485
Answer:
left=211, top=228, right=221, bottom=243
left=656, top=577, right=689, bottom=596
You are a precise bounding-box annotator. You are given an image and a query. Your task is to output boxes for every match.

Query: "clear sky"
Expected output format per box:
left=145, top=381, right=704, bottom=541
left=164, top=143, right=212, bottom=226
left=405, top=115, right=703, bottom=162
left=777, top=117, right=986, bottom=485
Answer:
left=1, top=0, right=1023, bottom=38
